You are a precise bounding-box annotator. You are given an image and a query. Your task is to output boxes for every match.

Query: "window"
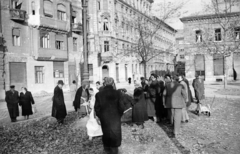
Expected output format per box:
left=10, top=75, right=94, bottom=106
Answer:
left=53, top=62, right=64, bottom=78
left=31, top=1, right=35, bottom=15
left=104, top=41, right=109, bottom=52
left=103, top=18, right=109, bottom=31
left=55, top=34, right=65, bottom=50
left=98, top=1, right=101, bottom=10
left=234, top=27, right=240, bottom=40
left=180, top=55, right=185, bottom=59
left=43, top=0, right=53, bottom=17
left=215, top=28, right=222, bottom=41
left=88, top=64, right=93, bottom=76
left=57, top=4, right=66, bottom=21
left=35, top=66, right=44, bottom=83
left=213, top=54, right=224, bottom=75
left=40, top=31, right=50, bottom=48
left=195, top=30, right=202, bottom=43
left=73, top=37, right=77, bottom=51
left=12, top=28, right=20, bottom=46
left=72, top=11, right=76, bottom=23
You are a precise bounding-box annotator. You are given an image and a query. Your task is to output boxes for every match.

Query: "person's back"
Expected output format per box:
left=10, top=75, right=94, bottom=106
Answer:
left=95, top=83, right=125, bottom=153
left=164, top=81, right=186, bottom=108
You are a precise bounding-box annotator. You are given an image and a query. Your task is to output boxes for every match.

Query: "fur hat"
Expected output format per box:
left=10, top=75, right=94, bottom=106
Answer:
left=57, top=80, right=64, bottom=85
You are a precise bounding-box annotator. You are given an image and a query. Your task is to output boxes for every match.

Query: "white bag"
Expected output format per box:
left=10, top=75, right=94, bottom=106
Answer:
left=32, top=104, right=37, bottom=113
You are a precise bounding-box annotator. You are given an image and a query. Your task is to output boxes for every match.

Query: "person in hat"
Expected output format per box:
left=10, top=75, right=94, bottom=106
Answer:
left=52, top=80, right=67, bottom=124
left=163, top=75, right=187, bottom=137
left=5, top=85, right=20, bottom=122
left=192, top=74, right=205, bottom=104
left=73, top=81, right=90, bottom=117
left=95, top=77, right=125, bottom=154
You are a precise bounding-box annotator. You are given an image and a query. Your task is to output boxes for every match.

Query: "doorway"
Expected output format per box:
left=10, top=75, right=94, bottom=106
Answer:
left=125, top=64, right=128, bottom=81
left=9, top=62, right=27, bottom=91
left=102, top=65, right=109, bottom=79
left=116, top=64, right=119, bottom=83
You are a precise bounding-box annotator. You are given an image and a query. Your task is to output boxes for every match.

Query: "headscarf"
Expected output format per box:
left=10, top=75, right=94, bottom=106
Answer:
left=104, top=77, right=116, bottom=89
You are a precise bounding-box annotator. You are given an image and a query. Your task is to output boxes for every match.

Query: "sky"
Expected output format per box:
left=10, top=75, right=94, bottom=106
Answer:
left=152, top=0, right=211, bottom=29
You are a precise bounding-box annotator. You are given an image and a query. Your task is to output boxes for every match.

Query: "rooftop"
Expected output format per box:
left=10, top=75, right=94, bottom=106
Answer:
left=180, top=12, right=240, bottom=22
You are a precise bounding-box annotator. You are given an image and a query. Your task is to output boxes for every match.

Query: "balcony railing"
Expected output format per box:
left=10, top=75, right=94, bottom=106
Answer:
left=72, top=23, right=82, bottom=32
left=10, top=9, right=26, bottom=21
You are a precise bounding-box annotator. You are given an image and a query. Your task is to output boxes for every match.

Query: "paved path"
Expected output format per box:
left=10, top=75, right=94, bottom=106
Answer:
left=0, top=82, right=239, bottom=125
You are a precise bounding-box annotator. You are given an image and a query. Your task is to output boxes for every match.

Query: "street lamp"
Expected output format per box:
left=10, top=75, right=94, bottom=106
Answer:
left=81, top=0, right=89, bottom=83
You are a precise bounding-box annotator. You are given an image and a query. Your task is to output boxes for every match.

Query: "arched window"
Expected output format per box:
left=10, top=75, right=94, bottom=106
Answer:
left=31, top=1, right=35, bottom=15
left=43, top=0, right=53, bottom=17
left=57, top=4, right=66, bottom=21
left=103, top=18, right=109, bottom=31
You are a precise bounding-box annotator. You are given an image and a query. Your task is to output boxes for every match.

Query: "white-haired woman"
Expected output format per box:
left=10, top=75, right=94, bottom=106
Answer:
left=86, top=88, right=103, bottom=140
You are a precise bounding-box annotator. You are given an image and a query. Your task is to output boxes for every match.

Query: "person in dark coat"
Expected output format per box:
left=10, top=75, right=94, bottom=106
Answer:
left=183, top=75, right=193, bottom=106
left=192, top=75, right=205, bottom=104
left=149, top=74, right=160, bottom=122
left=52, top=80, right=67, bottom=124
left=5, top=85, right=19, bottom=122
left=19, top=87, right=35, bottom=120
left=118, top=88, right=134, bottom=123
left=95, top=77, right=125, bottom=154
left=163, top=76, right=187, bottom=137
left=73, top=82, right=90, bottom=117
left=128, top=77, right=132, bottom=85
left=132, top=87, right=148, bottom=128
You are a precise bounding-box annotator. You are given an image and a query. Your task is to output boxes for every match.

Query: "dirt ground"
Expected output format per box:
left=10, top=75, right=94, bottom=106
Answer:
left=0, top=97, right=240, bottom=154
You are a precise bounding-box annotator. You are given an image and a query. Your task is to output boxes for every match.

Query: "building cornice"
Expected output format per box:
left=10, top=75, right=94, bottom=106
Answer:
left=180, top=12, right=240, bottom=22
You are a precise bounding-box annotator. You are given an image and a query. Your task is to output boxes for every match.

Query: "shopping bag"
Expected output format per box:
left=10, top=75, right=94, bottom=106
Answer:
left=32, top=104, right=37, bottom=113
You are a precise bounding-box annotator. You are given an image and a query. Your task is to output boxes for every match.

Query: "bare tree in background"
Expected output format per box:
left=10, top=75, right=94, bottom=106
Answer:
left=109, top=0, right=188, bottom=78
left=194, top=0, right=240, bottom=88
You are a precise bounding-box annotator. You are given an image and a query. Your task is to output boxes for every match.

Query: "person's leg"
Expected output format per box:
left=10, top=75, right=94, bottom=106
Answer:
left=173, top=109, right=182, bottom=135
left=109, top=147, right=119, bottom=154
left=167, top=109, right=173, bottom=124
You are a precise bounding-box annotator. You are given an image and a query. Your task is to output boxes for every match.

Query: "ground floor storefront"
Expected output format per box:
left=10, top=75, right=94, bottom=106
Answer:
left=185, top=53, right=240, bottom=82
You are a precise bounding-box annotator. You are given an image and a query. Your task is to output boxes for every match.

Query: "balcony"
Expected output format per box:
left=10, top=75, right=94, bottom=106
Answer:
left=72, top=23, right=82, bottom=33
left=10, top=9, right=26, bottom=21
left=99, top=31, right=113, bottom=37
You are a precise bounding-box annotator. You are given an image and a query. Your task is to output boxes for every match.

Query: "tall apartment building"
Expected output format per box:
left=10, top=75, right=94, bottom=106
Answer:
left=0, top=0, right=83, bottom=99
left=87, top=0, right=176, bottom=83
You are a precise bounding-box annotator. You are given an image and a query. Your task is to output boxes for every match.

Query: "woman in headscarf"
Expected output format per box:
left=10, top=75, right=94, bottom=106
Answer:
left=132, top=87, right=148, bottom=128
left=95, top=77, right=125, bottom=154
left=19, top=87, right=35, bottom=120
left=179, top=75, right=189, bottom=123
left=73, top=81, right=90, bottom=117
left=86, top=88, right=103, bottom=140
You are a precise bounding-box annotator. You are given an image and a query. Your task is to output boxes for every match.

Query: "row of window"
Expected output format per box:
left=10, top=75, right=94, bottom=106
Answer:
left=43, top=0, right=67, bottom=21
left=12, top=28, right=78, bottom=51
left=195, top=27, right=240, bottom=42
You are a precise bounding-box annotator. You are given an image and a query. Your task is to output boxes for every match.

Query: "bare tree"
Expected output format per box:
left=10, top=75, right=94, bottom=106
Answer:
left=194, top=0, right=240, bottom=88
left=126, top=0, right=188, bottom=78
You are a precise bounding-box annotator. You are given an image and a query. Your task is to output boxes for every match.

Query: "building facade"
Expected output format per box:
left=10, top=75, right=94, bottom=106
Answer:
left=180, top=12, right=240, bottom=82
left=0, top=0, right=83, bottom=99
left=87, top=0, right=176, bottom=84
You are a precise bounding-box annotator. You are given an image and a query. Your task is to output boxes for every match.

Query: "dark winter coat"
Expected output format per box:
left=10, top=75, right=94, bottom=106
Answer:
left=192, top=78, right=205, bottom=101
left=132, top=88, right=148, bottom=123
left=184, top=78, right=194, bottom=104
left=19, top=91, right=35, bottom=116
left=52, top=86, right=67, bottom=120
left=73, top=87, right=90, bottom=111
left=163, top=81, right=187, bottom=109
left=95, top=85, right=125, bottom=147
left=5, top=90, right=19, bottom=118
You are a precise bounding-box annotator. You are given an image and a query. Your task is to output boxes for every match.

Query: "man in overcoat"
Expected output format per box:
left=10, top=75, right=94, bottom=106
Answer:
left=52, top=80, right=67, bottom=124
left=192, top=75, right=205, bottom=104
left=163, top=76, right=187, bottom=136
left=5, top=85, right=19, bottom=122
left=95, top=77, right=125, bottom=154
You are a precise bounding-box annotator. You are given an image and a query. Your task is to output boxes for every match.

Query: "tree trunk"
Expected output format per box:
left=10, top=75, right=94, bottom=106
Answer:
left=143, top=61, right=147, bottom=78
left=223, top=56, right=228, bottom=89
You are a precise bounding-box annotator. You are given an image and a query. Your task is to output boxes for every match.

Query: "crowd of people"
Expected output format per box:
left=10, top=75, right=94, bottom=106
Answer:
left=4, top=73, right=205, bottom=154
